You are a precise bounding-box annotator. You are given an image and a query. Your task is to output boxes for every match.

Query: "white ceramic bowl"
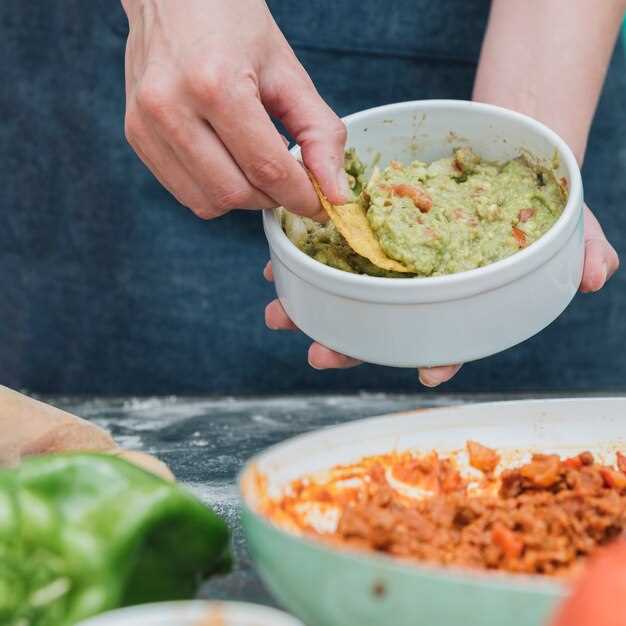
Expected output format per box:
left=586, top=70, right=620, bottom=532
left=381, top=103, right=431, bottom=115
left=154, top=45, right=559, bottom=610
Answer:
left=263, top=100, right=584, bottom=367
left=76, top=600, right=304, bottom=626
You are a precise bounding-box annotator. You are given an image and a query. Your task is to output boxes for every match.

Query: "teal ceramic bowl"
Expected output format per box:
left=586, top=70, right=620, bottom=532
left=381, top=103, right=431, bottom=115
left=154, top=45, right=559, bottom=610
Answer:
left=240, top=398, right=626, bottom=626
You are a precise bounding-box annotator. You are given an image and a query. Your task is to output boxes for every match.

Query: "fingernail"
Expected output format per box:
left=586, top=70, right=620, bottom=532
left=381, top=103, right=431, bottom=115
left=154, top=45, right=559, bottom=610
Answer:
left=311, top=209, right=329, bottom=223
left=591, top=262, right=608, bottom=293
left=418, top=372, right=440, bottom=388
left=264, top=305, right=277, bottom=330
left=336, top=169, right=352, bottom=202
left=308, top=356, right=323, bottom=370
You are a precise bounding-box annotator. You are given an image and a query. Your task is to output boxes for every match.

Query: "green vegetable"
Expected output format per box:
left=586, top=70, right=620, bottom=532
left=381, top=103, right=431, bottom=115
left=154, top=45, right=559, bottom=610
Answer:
left=344, top=148, right=367, bottom=196
left=0, top=453, right=230, bottom=626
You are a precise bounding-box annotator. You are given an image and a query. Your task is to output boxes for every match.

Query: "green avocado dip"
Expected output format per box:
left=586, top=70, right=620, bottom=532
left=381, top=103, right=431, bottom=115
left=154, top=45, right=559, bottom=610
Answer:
left=282, top=148, right=567, bottom=277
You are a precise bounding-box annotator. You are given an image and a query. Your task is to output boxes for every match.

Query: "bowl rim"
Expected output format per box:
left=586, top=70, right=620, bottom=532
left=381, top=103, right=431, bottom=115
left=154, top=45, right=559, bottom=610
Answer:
left=263, top=99, right=583, bottom=304
left=75, top=600, right=304, bottom=626
left=237, top=397, right=626, bottom=598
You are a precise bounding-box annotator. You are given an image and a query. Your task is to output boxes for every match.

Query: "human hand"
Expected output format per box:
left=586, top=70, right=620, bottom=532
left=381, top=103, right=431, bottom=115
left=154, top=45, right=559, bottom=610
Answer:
left=264, top=204, right=618, bottom=386
left=122, top=0, right=349, bottom=220
left=579, top=204, right=620, bottom=293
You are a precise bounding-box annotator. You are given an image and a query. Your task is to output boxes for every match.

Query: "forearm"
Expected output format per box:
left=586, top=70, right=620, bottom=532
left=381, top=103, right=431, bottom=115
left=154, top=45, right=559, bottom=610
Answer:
left=473, top=0, right=626, bottom=164
left=121, top=0, right=146, bottom=22
left=120, top=0, right=139, bottom=14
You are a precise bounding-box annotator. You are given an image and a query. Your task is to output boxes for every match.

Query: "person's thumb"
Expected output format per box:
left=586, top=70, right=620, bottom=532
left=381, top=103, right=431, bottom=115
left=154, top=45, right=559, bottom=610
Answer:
left=262, top=68, right=350, bottom=205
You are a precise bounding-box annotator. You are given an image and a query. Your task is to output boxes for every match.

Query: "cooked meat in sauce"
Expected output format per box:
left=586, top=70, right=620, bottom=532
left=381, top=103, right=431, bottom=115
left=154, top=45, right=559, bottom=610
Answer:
left=267, top=444, right=626, bottom=577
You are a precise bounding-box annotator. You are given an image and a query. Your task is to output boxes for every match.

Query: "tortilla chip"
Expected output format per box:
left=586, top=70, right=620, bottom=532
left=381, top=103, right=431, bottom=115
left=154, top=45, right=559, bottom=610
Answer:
left=308, top=174, right=410, bottom=273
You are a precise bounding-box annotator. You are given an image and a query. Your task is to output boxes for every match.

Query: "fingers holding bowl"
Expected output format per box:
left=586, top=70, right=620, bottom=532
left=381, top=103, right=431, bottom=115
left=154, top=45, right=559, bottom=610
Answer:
left=580, top=205, right=619, bottom=293
left=264, top=299, right=298, bottom=331
left=307, top=344, right=362, bottom=370
left=418, top=364, right=463, bottom=388
left=264, top=262, right=461, bottom=381
left=264, top=296, right=361, bottom=370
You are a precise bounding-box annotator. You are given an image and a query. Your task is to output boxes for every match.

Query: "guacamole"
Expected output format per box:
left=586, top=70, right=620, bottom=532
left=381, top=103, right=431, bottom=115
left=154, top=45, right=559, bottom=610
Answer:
left=282, top=148, right=567, bottom=277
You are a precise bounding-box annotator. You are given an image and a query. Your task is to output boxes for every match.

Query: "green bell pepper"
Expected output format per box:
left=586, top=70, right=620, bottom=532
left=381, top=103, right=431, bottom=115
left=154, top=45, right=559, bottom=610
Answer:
left=0, top=453, right=231, bottom=626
